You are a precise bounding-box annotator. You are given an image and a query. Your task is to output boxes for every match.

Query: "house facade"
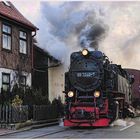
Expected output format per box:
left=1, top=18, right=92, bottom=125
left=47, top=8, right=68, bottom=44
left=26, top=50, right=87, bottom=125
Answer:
left=32, top=42, right=61, bottom=101
left=0, top=1, right=37, bottom=92
left=32, top=43, right=49, bottom=97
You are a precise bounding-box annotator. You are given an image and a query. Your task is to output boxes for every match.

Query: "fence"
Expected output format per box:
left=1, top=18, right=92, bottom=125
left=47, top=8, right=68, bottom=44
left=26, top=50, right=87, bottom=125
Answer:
left=0, top=105, right=28, bottom=124
left=33, top=105, right=58, bottom=121
left=0, top=104, right=62, bottom=127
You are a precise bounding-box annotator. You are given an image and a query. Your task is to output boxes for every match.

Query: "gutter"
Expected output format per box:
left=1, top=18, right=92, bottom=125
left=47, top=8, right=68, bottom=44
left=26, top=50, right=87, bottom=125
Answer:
left=33, top=62, right=61, bottom=73
left=31, top=30, right=37, bottom=70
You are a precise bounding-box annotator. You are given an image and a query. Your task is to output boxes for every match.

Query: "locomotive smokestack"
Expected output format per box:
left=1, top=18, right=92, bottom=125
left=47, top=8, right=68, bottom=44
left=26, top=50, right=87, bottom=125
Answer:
left=80, top=23, right=108, bottom=50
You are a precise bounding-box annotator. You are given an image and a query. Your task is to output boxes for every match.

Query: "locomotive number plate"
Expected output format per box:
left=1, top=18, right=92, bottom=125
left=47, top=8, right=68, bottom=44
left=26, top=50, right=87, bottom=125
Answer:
left=77, top=72, right=96, bottom=78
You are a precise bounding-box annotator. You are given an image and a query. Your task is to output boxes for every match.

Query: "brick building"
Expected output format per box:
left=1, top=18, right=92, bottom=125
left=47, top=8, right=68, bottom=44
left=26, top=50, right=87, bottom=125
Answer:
left=0, top=1, right=37, bottom=92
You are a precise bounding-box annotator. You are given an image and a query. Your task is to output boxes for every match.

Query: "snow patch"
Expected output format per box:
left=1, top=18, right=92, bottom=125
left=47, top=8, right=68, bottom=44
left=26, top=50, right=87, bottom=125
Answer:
left=110, top=119, right=127, bottom=127
left=59, top=118, right=64, bottom=127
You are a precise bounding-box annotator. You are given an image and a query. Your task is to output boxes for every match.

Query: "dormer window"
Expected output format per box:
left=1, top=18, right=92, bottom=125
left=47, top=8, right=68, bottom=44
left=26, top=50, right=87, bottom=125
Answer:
left=19, top=31, right=27, bottom=54
left=3, top=1, right=11, bottom=7
left=2, top=24, right=12, bottom=50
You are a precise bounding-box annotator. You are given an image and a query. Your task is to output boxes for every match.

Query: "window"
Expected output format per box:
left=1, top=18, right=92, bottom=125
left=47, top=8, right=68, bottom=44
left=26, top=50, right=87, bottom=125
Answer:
left=3, top=1, right=11, bottom=7
left=20, top=76, right=26, bottom=90
left=2, top=73, right=10, bottom=91
left=19, top=31, right=27, bottom=54
left=2, top=24, right=11, bottom=50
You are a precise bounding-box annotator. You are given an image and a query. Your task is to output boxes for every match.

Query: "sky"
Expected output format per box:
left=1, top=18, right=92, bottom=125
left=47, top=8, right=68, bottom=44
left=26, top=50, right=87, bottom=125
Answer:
left=10, top=0, right=140, bottom=70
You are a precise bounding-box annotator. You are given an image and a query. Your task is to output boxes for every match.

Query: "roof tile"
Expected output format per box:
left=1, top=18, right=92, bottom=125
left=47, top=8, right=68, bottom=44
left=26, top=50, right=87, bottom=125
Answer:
left=0, top=1, right=38, bottom=30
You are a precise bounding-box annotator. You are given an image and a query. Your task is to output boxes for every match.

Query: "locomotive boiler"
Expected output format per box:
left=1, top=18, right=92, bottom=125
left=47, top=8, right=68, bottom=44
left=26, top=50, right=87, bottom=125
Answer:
left=63, top=49, right=133, bottom=127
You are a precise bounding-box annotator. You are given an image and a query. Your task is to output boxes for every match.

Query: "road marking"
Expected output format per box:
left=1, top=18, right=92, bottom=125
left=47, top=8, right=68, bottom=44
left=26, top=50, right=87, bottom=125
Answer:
left=120, top=122, right=135, bottom=131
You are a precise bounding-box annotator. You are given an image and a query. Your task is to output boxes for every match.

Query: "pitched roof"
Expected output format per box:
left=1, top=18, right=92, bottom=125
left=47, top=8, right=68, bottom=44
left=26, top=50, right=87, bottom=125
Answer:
left=0, top=1, right=38, bottom=31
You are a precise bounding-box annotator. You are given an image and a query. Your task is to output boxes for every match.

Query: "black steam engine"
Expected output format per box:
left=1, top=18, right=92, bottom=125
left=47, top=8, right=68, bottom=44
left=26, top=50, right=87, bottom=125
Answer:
left=64, top=49, right=133, bottom=127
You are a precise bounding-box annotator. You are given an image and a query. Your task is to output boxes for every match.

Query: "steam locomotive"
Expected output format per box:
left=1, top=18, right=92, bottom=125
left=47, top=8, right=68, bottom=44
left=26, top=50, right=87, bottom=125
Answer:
left=63, top=49, right=134, bottom=127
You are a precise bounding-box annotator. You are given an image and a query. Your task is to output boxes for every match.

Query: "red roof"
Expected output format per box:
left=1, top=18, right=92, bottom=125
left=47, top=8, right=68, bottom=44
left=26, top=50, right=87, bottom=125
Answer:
left=0, top=1, right=38, bottom=31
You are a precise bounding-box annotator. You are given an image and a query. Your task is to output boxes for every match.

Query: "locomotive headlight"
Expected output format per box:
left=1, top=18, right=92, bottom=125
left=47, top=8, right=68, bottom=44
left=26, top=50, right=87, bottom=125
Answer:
left=82, top=49, right=89, bottom=56
left=68, top=91, right=74, bottom=97
left=94, top=91, right=100, bottom=98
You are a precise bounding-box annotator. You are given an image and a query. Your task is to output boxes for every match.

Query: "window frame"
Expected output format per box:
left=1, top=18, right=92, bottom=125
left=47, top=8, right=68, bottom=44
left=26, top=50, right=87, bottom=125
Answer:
left=2, top=23, right=12, bottom=51
left=19, top=75, right=26, bottom=90
left=19, top=30, right=27, bottom=55
left=2, top=73, right=10, bottom=91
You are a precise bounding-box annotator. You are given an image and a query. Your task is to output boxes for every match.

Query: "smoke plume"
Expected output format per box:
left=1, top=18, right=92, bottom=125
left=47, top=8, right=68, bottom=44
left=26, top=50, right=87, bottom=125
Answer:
left=80, top=23, right=108, bottom=50
left=36, top=1, right=107, bottom=62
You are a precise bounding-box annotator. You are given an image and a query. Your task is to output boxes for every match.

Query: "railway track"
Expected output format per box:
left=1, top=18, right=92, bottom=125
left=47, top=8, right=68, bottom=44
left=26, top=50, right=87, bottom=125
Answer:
left=0, top=126, right=70, bottom=139
left=31, top=128, right=70, bottom=139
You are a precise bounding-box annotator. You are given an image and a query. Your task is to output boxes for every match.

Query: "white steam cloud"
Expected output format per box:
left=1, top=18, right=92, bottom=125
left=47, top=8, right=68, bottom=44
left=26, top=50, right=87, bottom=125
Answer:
left=13, top=1, right=140, bottom=70
left=37, top=1, right=107, bottom=63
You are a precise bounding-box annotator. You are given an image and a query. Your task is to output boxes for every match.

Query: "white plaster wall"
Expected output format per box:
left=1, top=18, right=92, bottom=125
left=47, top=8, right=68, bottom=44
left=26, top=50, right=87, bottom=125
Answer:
left=48, top=47, right=81, bottom=103
left=0, top=68, right=31, bottom=92
left=48, top=65, right=65, bottom=102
